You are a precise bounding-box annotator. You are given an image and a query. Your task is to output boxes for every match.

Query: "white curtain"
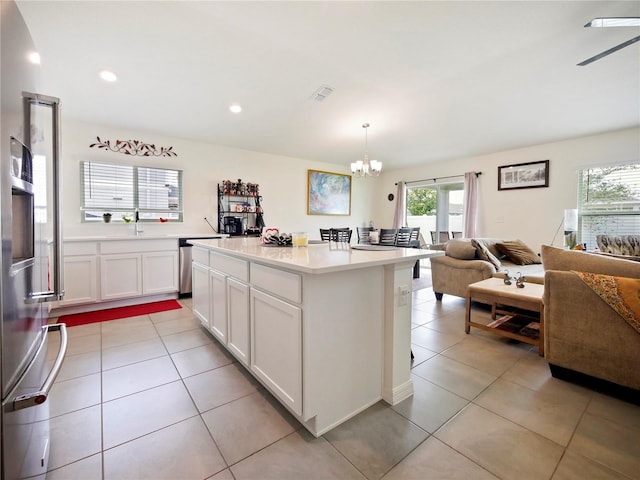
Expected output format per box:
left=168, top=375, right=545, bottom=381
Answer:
left=393, top=181, right=406, bottom=229
left=463, top=172, right=478, bottom=238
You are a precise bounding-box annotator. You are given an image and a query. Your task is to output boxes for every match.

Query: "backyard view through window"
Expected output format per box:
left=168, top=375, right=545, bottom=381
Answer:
left=406, top=181, right=464, bottom=244
left=578, top=163, right=640, bottom=249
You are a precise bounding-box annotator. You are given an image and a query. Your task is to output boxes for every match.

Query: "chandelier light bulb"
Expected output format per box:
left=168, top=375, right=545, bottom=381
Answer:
left=351, top=123, right=382, bottom=177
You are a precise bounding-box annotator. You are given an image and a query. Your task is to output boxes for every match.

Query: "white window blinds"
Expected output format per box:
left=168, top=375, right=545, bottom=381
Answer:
left=577, top=163, right=640, bottom=248
left=80, top=161, right=183, bottom=222
left=137, top=166, right=181, bottom=213
left=81, top=161, right=135, bottom=211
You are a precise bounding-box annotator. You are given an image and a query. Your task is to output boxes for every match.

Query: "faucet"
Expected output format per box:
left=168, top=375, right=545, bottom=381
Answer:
left=134, top=208, right=143, bottom=236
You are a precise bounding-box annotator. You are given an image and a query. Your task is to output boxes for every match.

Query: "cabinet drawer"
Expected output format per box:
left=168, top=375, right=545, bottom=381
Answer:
left=210, top=252, right=248, bottom=281
left=100, top=239, right=177, bottom=254
left=63, top=241, right=98, bottom=256
left=250, top=263, right=301, bottom=304
left=192, top=246, right=209, bottom=266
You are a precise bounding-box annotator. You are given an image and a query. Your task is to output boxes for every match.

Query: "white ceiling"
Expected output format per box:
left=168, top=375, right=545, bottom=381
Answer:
left=17, top=1, right=640, bottom=171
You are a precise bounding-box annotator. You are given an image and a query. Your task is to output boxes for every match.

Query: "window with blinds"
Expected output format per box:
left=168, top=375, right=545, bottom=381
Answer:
left=81, top=161, right=183, bottom=222
left=577, top=163, right=640, bottom=248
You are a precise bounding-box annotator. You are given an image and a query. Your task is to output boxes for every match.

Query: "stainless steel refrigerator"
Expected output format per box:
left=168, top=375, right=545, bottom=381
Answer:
left=1, top=2, right=67, bottom=479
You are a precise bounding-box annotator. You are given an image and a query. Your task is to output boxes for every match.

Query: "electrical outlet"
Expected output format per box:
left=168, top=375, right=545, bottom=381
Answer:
left=399, top=285, right=410, bottom=306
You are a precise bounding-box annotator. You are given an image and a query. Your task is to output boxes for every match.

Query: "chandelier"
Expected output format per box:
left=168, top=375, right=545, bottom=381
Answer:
left=351, top=123, right=382, bottom=177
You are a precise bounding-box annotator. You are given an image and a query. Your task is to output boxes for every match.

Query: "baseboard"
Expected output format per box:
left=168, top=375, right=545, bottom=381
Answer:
left=49, top=293, right=178, bottom=318
left=382, top=379, right=414, bottom=405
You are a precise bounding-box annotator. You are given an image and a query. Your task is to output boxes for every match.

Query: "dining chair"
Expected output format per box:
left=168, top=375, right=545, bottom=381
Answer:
left=395, top=228, right=413, bottom=247
left=430, top=230, right=450, bottom=244
left=319, top=228, right=332, bottom=241
left=378, top=228, right=398, bottom=246
left=330, top=227, right=352, bottom=243
left=396, top=227, right=422, bottom=278
left=451, top=231, right=463, bottom=239
left=356, top=226, right=375, bottom=244
left=409, top=227, right=421, bottom=247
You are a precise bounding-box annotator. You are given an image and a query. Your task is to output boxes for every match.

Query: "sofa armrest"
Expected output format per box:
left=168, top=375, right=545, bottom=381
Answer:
left=544, top=270, right=640, bottom=390
left=430, top=255, right=496, bottom=299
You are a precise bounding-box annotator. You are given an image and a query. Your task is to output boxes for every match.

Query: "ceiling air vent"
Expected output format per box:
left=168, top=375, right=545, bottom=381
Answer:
left=311, top=85, right=334, bottom=102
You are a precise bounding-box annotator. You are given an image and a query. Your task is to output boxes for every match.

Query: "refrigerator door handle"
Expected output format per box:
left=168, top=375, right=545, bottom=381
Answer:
left=7, top=324, right=68, bottom=412
left=22, top=92, right=64, bottom=303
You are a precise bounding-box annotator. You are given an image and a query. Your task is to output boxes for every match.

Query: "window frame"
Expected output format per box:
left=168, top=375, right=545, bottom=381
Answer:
left=577, top=162, right=640, bottom=248
left=405, top=179, right=465, bottom=243
left=80, top=160, right=184, bottom=223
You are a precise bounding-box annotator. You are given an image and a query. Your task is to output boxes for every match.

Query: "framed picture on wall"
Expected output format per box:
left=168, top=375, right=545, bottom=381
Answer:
left=498, top=160, right=549, bottom=190
left=307, top=169, right=352, bottom=215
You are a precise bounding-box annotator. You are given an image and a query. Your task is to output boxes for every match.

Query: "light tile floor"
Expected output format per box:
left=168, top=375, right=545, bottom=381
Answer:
left=45, top=275, right=640, bottom=480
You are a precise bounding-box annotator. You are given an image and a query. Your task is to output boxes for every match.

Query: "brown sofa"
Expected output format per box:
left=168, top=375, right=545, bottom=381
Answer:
left=541, top=245, right=640, bottom=396
left=430, top=238, right=545, bottom=300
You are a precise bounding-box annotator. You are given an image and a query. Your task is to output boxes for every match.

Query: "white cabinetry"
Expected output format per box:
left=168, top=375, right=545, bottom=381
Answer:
left=61, top=255, right=98, bottom=305
left=100, top=253, right=142, bottom=300
left=189, top=238, right=424, bottom=438
left=250, top=288, right=302, bottom=415
left=100, top=239, right=177, bottom=300
left=209, top=269, right=227, bottom=342
left=192, top=260, right=210, bottom=327
left=198, top=248, right=251, bottom=366
left=59, top=238, right=179, bottom=309
left=143, top=251, right=178, bottom=294
left=227, top=277, right=250, bottom=366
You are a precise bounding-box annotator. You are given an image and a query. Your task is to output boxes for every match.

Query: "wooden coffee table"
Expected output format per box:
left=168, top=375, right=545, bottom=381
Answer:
left=465, top=277, right=545, bottom=355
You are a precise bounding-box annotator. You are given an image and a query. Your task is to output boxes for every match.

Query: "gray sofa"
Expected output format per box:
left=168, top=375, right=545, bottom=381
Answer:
left=430, top=238, right=544, bottom=300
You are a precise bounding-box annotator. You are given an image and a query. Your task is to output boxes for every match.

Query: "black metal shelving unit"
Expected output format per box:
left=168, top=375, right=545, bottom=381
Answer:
left=217, top=181, right=264, bottom=236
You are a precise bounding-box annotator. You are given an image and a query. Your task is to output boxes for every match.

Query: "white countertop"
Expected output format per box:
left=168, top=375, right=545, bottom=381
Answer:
left=189, top=237, right=444, bottom=274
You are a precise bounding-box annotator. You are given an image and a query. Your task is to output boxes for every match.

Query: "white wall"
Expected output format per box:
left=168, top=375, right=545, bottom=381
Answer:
left=61, top=121, right=638, bottom=248
left=376, top=127, right=640, bottom=251
left=61, top=120, right=378, bottom=239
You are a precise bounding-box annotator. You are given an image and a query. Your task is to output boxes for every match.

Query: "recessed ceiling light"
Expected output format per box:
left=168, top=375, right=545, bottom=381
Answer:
left=229, top=104, right=242, bottom=113
left=28, top=52, right=40, bottom=64
left=100, top=70, right=118, bottom=82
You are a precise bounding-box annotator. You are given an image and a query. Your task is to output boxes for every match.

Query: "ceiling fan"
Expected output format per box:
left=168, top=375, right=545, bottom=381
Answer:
left=578, top=17, right=640, bottom=66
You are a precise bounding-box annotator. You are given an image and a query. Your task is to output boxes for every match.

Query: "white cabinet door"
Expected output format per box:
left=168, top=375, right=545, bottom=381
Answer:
left=250, top=288, right=302, bottom=415
left=142, top=251, right=178, bottom=294
left=209, top=269, right=227, bottom=342
left=228, top=277, right=250, bottom=366
left=192, top=262, right=210, bottom=327
left=60, top=255, right=98, bottom=305
left=100, top=253, right=142, bottom=300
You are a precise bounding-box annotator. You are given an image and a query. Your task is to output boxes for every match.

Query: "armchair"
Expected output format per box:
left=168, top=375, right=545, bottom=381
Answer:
left=541, top=245, right=640, bottom=397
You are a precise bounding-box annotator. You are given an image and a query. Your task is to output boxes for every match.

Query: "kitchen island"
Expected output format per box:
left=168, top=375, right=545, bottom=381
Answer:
left=189, top=237, right=443, bottom=436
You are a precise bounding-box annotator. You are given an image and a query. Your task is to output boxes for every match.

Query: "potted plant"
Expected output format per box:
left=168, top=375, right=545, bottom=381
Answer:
left=103, top=213, right=112, bottom=223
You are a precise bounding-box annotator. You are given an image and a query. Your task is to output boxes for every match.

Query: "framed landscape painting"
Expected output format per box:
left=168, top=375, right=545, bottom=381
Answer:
left=307, top=169, right=351, bottom=215
left=498, top=160, right=549, bottom=191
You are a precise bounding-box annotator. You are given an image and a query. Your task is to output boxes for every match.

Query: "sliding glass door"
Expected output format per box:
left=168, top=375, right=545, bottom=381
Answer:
left=406, top=181, right=464, bottom=245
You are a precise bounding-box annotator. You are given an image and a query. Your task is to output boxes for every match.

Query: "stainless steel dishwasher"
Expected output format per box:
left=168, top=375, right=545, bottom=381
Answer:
left=179, top=237, right=220, bottom=297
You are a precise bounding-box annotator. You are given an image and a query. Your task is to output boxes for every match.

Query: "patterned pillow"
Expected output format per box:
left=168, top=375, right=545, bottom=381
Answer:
left=471, top=238, right=503, bottom=259
left=596, top=235, right=640, bottom=256
left=496, top=240, right=541, bottom=265
left=471, top=239, right=502, bottom=269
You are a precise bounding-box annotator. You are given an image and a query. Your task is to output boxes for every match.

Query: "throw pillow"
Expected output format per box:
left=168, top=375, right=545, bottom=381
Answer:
left=446, top=239, right=477, bottom=260
left=496, top=240, right=541, bottom=265
left=471, top=238, right=503, bottom=259
left=471, top=239, right=502, bottom=269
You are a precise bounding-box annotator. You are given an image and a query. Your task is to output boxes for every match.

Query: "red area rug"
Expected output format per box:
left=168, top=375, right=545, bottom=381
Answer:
left=59, top=300, right=182, bottom=327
